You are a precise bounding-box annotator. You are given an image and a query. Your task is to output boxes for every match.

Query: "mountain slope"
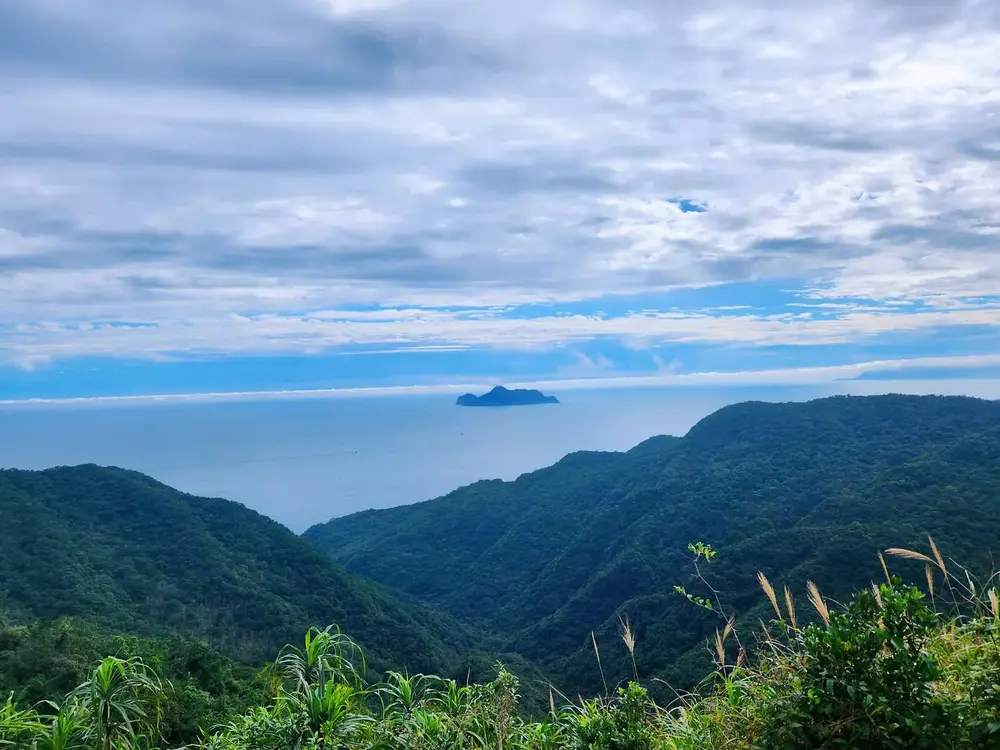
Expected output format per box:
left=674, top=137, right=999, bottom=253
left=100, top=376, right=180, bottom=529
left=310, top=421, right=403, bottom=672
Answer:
left=0, top=464, right=478, bottom=676
left=306, top=394, right=1000, bottom=693
left=306, top=437, right=682, bottom=631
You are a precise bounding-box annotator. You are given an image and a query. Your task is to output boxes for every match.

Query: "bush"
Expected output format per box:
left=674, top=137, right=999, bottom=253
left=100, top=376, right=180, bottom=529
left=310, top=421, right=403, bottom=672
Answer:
left=759, top=582, right=956, bottom=749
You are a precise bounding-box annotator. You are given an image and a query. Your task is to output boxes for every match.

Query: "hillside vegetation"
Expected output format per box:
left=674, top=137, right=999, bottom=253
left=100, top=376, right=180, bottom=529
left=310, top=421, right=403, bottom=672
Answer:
left=0, top=618, right=272, bottom=746
left=0, top=465, right=480, bottom=677
left=2, top=542, right=998, bottom=749
left=306, top=394, right=1000, bottom=693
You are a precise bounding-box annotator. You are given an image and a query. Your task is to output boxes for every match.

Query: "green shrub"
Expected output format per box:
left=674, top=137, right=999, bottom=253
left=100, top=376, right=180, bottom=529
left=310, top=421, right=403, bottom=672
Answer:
left=759, top=582, right=956, bottom=749
left=572, top=683, right=658, bottom=750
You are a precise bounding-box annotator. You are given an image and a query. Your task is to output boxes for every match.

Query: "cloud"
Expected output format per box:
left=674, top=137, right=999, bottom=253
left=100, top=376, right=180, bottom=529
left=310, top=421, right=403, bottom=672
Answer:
left=555, top=351, right=617, bottom=378
left=1, top=0, right=1000, bottom=370
left=5, top=299, right=1000, bottom=369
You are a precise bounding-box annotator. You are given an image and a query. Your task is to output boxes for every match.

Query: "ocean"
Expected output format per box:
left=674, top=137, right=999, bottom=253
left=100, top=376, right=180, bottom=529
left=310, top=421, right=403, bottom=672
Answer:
left=3, top=380, right=999, bottom=532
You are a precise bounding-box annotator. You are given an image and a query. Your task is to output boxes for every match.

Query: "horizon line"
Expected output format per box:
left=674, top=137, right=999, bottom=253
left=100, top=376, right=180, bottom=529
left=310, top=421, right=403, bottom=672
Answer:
left=3, top=353, right=1000, bottom=406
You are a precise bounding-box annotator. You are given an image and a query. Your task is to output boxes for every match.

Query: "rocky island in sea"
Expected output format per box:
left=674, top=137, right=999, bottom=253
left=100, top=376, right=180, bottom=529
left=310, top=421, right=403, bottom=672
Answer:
left=456, top=385, right=560, bottom=407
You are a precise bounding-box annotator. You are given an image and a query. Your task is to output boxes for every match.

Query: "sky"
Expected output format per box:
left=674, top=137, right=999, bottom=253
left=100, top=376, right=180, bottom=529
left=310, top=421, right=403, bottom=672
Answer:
left=2, top=0, right=1000, bottom=401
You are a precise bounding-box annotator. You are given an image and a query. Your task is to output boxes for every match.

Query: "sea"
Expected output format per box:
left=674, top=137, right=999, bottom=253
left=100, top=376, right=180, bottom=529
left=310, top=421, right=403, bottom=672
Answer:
left=2, top=379, right=999, bottom=533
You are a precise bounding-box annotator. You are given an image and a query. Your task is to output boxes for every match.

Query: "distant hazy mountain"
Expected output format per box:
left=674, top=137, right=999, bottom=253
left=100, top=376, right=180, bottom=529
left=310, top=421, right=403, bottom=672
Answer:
left=456, top=385, right=559, bottom=407
left=306, top=394, right=1000, bottom=693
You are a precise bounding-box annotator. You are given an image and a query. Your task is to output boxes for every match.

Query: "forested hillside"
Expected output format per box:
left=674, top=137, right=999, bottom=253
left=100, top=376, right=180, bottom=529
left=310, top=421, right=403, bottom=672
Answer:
left=3, top=395, right=1000, bottom=748
left=0, top=465, right=480, bottom=677
left=306, top=394, right=1000, bottom=693
left=305, top=445, right=666, bottom=630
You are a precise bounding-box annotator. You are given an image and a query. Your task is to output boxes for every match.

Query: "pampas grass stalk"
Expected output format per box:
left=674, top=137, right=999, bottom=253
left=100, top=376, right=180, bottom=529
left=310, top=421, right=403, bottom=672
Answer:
left=885, top=547, right=936, bottom=565
left=929, top=536, right=948, bottom=581
left=758, top=572, right=782, bottom=621
left=925, top=563, right=936, bottom=608
left=806, top=581, right=830, bottom=626
left=714, top=629, right=725, bottom=667
left=784, top=586, right=798, bottom=630
left=591, top=631, right=609, bottom=696
left=618, top=615, right=638, bottom=683
left=878, top=551, right=891, bottom=585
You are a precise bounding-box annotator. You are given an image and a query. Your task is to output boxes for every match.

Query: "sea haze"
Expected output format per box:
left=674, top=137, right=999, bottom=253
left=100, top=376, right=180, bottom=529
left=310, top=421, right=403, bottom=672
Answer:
left=3, top=380, right=999, bottom=532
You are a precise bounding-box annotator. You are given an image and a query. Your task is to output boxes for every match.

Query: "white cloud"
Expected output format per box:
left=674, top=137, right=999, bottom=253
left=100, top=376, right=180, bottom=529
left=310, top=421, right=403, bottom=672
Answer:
left=555, top=351, right=617, bottom=378
left=4, top=301, right=1000, bottom=366
left=1, top=0, right=999, bottom=363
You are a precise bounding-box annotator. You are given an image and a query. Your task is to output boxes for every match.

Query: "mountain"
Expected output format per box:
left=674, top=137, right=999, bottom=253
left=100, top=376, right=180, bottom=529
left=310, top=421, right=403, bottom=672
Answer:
left=305, top=394, right=1000, bottom=694
left=0, top=464, right=481, bottom=677
left=456, top=386, right=559, bottom=407
left=305, top=439, right=679, bottom=632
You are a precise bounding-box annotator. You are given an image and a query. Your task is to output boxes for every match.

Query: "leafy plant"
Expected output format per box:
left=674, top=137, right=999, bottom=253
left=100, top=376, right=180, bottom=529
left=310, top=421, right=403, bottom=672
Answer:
left=759, top=581, right=955, bottom=749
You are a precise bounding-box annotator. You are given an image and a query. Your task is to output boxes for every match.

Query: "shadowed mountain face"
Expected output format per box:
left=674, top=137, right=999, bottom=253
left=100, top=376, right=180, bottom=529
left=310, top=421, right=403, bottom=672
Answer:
left=0, top=464, right=482, bottom=676
left=456, top=386, right=559, bottom=407
left=306, top=394, right=1000, bottom=693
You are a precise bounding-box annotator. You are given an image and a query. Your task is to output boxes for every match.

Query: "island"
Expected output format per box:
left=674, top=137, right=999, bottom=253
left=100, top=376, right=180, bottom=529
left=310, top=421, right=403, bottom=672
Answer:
left=456, top=385, right=560, bottom=407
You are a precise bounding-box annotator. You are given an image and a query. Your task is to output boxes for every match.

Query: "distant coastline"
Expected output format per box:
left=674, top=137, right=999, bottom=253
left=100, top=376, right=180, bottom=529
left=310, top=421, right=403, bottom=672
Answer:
left=456, top=385, right=559, bottom=407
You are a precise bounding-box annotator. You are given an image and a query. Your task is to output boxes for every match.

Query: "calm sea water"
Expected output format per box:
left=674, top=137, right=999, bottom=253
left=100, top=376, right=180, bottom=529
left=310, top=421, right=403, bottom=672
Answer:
left=3, top=380, right=998, bottom=532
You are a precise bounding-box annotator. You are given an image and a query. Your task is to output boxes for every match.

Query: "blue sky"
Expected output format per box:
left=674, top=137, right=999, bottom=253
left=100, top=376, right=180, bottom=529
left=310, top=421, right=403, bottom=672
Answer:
left=2, top=0, right=1000, bottom=401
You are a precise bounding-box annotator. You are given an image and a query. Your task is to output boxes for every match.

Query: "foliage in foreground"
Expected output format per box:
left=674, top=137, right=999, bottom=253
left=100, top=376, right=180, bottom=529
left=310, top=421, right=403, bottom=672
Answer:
left=2, top=543, right=999, bottom=749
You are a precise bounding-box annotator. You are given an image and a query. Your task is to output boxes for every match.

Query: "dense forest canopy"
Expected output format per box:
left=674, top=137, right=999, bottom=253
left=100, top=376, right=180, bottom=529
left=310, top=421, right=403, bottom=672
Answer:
left=0, top=464, right=482, bottom=677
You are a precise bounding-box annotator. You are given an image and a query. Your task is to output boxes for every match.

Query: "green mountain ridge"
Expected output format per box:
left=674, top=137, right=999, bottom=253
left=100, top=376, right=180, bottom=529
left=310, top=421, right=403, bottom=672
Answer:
left=0, top=464, right=480, bottom=678
left=305, top=394, right=1000, bottom=694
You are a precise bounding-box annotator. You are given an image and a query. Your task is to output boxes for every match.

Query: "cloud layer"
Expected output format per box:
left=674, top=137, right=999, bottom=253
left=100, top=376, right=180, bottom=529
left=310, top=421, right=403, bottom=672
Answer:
left=2, top=0, right=1000, bottom=385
